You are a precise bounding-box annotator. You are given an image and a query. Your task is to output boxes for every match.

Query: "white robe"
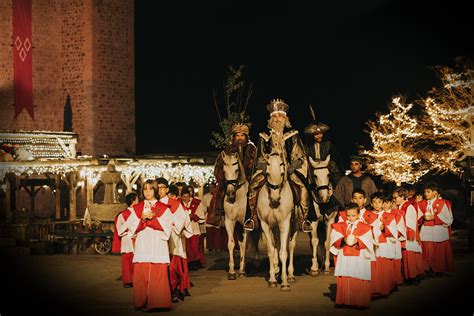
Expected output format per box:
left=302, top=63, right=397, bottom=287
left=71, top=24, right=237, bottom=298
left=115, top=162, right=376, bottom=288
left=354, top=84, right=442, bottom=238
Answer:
left=402, top=202, right=422, bottom=253
left=160, top=196, right=192, bottom=258
left=116, top=207, right=134, bottom=254
left=330, top=221, right=374, bottom=281
left=182, top=199, right=206, bottom=236
left=127, top=200, right=173, bottom=264
left=373, top=210, right=398, bottom=259
left=419, top=198, right=453, bottom=242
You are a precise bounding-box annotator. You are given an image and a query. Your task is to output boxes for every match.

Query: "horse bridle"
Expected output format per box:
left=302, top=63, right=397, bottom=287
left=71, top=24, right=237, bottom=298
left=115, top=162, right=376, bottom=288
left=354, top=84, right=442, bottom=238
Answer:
left=266, top=153, right=285, bottom=192
left=225, top=178, right=244, bottom=190
left=224, top=161, right=244, bottom=190
left=312, top=166, right=332, bottom=192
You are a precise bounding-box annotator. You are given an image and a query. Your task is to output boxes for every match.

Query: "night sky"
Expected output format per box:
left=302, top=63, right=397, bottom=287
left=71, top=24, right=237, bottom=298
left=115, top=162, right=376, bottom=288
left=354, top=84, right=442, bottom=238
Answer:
left=135, top=0, right=473, bottom=166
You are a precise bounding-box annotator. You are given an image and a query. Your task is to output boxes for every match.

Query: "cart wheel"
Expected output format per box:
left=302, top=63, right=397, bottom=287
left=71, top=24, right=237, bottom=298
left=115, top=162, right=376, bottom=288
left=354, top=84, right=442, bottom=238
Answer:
left=94, top=238, right=112, bottom=255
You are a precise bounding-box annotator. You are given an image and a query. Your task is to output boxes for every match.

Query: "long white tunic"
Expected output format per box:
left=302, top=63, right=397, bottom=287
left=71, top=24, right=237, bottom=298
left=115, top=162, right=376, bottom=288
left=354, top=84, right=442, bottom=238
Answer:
left=419, top=198, right=453, bottom=242
left=182, top=199, right=206, bottom=236
left=330, top=220, right=374, bottom=281
left=161, top=196, right=192, bottom=258
left=127, top=200, right=173, bottom=264
left=402, top=201, right=422, bottom=253
left=116, top=207, right=134, bottom=254
left=373, top=210, right=398, bottom=259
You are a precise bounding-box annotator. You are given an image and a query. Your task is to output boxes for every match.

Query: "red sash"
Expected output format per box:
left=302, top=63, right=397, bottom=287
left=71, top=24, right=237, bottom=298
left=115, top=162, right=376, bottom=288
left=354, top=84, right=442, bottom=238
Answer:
left=418, top=198, right=448, bottom=226
left=133, top=200, right=169, bottom=218
left=332, top=221, right=371, bottom=256
left=166, top=198, right=181, bottom=214
left=181, top=198, right=201, bottom=215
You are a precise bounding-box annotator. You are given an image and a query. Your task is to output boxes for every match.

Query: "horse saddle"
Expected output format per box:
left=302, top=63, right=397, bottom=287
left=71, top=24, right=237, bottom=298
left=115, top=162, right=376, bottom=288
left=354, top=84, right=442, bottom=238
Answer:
left=288, top=179, right=301, bottom=206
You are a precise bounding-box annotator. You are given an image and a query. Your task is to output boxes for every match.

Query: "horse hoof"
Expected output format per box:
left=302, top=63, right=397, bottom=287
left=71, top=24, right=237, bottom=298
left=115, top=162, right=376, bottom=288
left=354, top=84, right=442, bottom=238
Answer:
left=238, top=272, right=246, bottom=278
left=323, top=270, right=331, bottom=275
left=268, top=281, right=278, bottom=288
left=227, top=273, right=237, bottom=280
left=281, top=285, right=291, bottom=292
left=288, top=277, right=296, bottom=283
left=309, top=270, right=319, bottom=277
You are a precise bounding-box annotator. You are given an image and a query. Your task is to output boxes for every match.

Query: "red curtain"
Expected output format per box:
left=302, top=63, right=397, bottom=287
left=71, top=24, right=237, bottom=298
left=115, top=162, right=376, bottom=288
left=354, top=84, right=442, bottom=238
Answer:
left=13, top=0, right=34, bottom=120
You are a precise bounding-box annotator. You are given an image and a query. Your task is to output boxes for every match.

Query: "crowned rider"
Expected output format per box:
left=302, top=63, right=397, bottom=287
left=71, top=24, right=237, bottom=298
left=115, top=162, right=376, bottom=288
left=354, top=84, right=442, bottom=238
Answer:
left=207, top=123, right=257, bottom=226
left=244, top=99, right=315, bottom=232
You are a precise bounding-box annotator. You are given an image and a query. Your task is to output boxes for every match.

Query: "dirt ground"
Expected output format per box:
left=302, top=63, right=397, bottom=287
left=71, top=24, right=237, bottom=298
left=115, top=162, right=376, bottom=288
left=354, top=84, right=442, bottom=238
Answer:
left=2, top=230, right=473, bottom=316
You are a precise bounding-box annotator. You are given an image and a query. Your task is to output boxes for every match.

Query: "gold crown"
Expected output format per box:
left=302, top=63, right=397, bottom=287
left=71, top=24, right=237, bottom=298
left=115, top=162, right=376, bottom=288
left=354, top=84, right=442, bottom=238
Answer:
left=232, top=123, right=250, bottom=135
left=266, top=98, right=289, bottom=115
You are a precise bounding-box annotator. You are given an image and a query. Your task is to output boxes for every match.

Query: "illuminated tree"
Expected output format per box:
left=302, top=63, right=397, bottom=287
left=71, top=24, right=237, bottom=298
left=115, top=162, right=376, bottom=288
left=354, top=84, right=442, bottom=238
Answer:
left=418, top=58, right=473, bottom=174
left=364, top=96, right=428, bottom=185
left=365, top=58, right=473, bottom=184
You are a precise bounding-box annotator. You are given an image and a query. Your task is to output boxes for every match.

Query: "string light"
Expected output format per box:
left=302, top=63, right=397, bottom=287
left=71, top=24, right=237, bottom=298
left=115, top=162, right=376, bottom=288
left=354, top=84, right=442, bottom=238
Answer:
left=120, top=162, right=215, bottom=186
left=0, top=130, right=77, bottom=159
left=365, top=61, right=472, bottom=184
left=419, top=62, right=472, bottom=173
left=365, top=97, right=428, bottom=185
left=0, top=159, right=215, bottom=187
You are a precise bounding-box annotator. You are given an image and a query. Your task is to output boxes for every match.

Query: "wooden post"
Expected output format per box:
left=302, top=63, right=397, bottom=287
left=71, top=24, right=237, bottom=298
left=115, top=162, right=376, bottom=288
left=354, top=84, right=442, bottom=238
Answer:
left=68, top=172, right=78, bottom=221
left=86, top=177, right=94, bottom=208
left=55, top=174, right=61, bottom=219
left=30, top=185, right=35, bottom=215
left=14, top=175, right=20, bottom=222
left=198, top=184, right=204, bottom=199
left=5, top=174, right=12, bottom=223
left=121, top=171, right=141, bottom=194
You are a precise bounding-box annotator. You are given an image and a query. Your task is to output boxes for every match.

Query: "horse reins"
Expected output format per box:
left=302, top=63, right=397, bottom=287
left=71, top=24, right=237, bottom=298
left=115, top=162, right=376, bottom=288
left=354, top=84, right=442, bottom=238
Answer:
left=225, top=161, right=244, bottom=190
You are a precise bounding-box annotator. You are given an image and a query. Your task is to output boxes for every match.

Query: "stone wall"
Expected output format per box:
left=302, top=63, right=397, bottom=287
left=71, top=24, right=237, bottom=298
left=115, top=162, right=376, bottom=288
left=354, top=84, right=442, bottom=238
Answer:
left=0, top=0, right=135, bottom=156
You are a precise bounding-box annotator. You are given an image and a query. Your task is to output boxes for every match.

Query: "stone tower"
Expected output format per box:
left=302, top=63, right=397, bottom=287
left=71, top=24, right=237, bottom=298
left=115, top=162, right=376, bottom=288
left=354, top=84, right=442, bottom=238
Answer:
left=0, top=0, right=135, bottom=156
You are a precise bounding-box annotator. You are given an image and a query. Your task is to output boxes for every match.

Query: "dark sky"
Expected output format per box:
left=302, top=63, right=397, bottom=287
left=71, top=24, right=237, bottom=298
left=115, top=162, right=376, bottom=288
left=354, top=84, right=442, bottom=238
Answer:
left=135, top=0, right=473, bottom=166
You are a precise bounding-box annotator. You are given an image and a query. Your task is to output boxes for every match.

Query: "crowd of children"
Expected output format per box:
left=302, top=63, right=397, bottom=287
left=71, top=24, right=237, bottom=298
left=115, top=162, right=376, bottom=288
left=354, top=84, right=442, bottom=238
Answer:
left=111, top=177, right=455, bottom=311
left=330, top=181, right=454, bottom=309
left=112, top=178, right=208, bottom=312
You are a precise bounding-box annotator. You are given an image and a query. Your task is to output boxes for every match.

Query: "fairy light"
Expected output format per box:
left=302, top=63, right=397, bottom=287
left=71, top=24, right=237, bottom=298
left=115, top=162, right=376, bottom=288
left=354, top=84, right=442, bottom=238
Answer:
left=365, top=97, right=427, bottom=185
left=120, top=162, right=214, bottom=186
left=366, top=62, right=472, bottom=183
left=0, top=161, right=83, bottom=178
left=419, top=63, right=472, bottom=173
left=0, top=130, right=78, bottom=159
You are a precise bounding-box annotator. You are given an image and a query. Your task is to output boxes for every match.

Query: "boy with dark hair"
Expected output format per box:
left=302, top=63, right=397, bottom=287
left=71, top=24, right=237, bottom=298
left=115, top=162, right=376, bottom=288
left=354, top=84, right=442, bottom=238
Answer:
left=168, top=185, right=179, bottom=199
left=330, top=203, right=375, bottom=308
left=418, top=181, right=454, bottom=274
left=157, top=177, right=193, bottom=302
left=392, top=186, right=424, bottom=285
left=338, top=189, right=377, bottom=226
left=112, top=192, right=138, bottom=288
left=181, top=188, right=206, bottom=270
left=370, top=192, right=397, bottom=296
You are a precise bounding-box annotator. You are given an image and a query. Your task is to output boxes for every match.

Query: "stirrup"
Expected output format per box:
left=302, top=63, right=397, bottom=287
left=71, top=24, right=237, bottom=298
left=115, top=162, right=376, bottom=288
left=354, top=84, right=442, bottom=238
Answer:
left=244, top=219, right=255, bottom=231
left=302, top=220, right=312, bottom=232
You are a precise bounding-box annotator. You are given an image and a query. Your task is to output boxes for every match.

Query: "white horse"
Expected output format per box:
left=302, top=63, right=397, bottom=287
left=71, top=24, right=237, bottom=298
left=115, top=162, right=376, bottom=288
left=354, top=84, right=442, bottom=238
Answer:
left=222, top=151, right=253, bottom=280
left=257, top=149, right=295, bottom=291
left=307, top=155, right=339, bottom=275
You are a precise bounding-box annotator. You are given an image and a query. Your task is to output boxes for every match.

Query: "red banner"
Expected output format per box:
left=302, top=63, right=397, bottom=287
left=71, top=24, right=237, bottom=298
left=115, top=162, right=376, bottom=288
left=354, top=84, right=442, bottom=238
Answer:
left=13, top=0, right=34, bottom=120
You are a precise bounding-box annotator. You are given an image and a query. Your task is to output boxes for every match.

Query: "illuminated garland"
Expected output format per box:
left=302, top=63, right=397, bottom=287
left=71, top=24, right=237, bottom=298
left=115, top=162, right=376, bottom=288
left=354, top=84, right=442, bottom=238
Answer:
left=0, top=161, right=83, bottom=178
left=0, top=160, right=215, bottom=187
left=120, top=163, right=215, bottom=186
